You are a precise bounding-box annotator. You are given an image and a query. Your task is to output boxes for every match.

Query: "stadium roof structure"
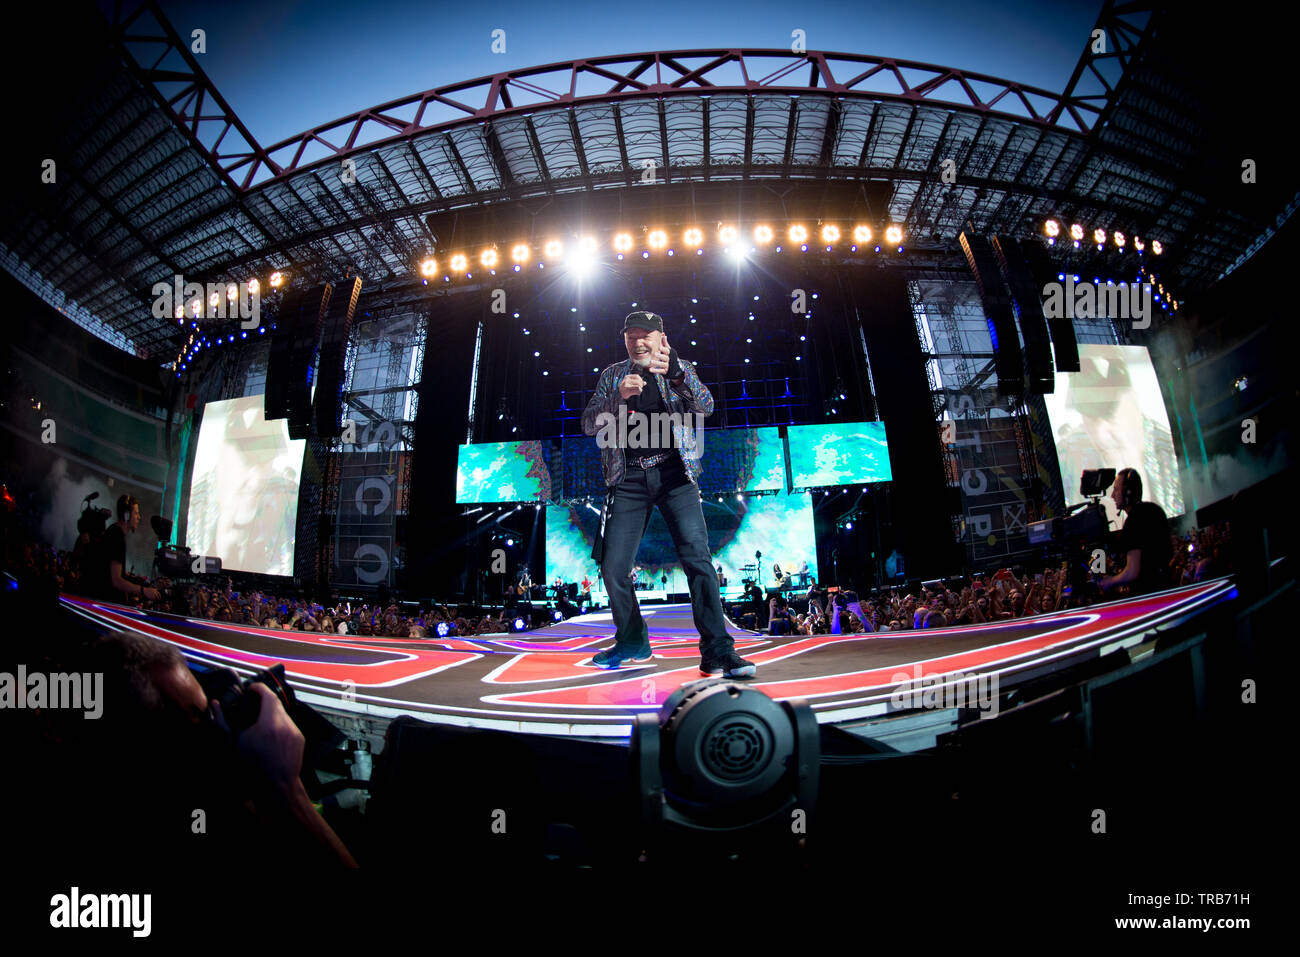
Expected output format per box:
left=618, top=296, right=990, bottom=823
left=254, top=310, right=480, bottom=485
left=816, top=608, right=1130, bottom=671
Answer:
left=1, top=0, right=1290, bottom=359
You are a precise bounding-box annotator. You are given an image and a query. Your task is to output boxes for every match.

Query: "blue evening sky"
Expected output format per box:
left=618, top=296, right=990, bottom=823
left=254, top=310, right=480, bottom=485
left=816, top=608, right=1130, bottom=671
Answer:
left=123, top=0, right=1104, bottom=147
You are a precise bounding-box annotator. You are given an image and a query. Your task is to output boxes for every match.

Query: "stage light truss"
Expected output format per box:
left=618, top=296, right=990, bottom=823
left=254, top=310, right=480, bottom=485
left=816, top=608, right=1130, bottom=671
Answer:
left=6, top=1, right=1269, bottom=359
left=420, top=221, right=907, bottom=284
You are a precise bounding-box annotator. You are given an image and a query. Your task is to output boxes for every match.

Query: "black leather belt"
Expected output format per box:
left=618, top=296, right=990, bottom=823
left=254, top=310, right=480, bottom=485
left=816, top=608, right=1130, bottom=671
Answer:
left=627, top=451, right=673, bottom=469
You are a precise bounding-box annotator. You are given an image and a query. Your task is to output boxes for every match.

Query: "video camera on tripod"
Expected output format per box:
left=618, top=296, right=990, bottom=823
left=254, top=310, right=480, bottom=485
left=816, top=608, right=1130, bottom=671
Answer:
left=1026, top=468, right=1117, bottom=599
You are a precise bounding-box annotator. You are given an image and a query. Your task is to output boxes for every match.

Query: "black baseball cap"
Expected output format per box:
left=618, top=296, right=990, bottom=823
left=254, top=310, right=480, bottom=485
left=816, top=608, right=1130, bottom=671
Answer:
left=622, top=310, right=664, bottom=334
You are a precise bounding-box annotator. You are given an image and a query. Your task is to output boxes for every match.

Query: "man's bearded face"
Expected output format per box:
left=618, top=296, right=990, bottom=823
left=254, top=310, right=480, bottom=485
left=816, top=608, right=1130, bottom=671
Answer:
left=625, top=328, right=662, bottom=368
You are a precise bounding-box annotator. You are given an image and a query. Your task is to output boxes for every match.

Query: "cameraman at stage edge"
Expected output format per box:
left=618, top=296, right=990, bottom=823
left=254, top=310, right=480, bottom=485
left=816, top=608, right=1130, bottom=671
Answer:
left=86, top=494, right=161, bottom=604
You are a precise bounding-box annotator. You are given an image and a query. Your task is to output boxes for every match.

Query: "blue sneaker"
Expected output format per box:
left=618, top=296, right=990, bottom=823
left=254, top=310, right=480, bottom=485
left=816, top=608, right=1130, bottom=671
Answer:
left=592, top=642, right=653, bottom=669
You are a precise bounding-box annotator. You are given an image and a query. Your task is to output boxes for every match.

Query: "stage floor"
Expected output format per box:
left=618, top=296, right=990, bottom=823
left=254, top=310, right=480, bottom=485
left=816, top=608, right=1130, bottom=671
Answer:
left=61, top=579, right=1236, bottom=737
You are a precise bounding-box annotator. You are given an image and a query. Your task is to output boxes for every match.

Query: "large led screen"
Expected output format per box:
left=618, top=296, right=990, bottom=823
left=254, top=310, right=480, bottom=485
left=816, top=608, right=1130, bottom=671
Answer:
left=546, top=492, right=817, bottom=596
left=456, top=440, right=554, bottom=503
left=696, top=427, right=786, bottom=495
left=1044, top=343, right=1185, bottom=524
left=187, top=395, right=305, bottom=576
left=787, top=421, right=892, bottom=488
left=559, top=426, right=787, bottom=500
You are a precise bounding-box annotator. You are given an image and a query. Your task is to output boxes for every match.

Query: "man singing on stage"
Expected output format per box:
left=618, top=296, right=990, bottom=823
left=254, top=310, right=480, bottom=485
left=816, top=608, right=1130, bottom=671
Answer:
left=582, top=310, right=756, bottom=677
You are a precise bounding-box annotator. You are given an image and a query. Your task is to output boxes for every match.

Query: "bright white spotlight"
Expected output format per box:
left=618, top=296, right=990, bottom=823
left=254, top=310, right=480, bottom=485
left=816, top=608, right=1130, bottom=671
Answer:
left=450, top=254, right=468, bottom=272
left=420, top=258, right=438, bottom=277
left=568, top=251, right=595, bottom=277
left=884, top=225, right=903, bottom=245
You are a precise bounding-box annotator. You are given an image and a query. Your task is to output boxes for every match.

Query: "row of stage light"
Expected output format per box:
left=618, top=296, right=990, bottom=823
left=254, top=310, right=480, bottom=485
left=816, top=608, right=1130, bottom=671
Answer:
left=416, top=224, right=909, bottom=281
left=172, top=321, right=276, bottom=376
left=169, top=271, right=288, bottom=323
left=1051, top=267, right=1182, bottom=317
left=1041, top=218, right=1181, bottom=312
left=511, top=296, right=817, bottom=377
left=168, top=217, right=1174, bottom=374
left=169, top=272, right=289, bottom=372
left=1043, top=218, right=1164, bottom=256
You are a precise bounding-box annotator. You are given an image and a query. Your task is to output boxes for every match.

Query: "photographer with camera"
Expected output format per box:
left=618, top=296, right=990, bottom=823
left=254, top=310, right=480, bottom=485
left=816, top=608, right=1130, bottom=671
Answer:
left=28, top=628, right=358, bottom=870
left=87, top=494, right=160, bottom=604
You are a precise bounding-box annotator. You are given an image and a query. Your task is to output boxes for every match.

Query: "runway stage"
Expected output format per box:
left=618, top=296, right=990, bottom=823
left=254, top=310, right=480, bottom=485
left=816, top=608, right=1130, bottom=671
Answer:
left=61, top=579, right=1235, bottom=739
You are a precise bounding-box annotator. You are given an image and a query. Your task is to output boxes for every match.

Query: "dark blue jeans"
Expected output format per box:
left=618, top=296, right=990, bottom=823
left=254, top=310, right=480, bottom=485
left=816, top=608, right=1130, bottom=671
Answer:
left=601, top=456, right=734, bottom=658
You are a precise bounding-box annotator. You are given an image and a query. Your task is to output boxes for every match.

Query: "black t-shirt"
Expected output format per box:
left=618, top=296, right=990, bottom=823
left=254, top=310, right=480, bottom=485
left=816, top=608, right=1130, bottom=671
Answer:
left=634, top=373, right=664, bottom=413
left=91, top=524, right=127, bottom=599
left=626, top=356, right=685, bottom=449
left=628, top=372, right=679, bottom=451
left=1117, top=501, right=1172, bottom=594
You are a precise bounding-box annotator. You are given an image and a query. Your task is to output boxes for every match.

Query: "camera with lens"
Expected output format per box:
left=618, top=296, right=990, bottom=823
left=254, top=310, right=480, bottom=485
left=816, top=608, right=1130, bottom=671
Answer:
left=1024, top=469, right=1118, bottom=601
left=77, top=504, right=111, bottom=539
left=196, top=663, right=344, bottom=764
left=197, top=663, right=294, bottom=735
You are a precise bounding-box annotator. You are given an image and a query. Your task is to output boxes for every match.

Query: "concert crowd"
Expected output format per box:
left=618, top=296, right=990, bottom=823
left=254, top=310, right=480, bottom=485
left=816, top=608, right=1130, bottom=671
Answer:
left=3, top=501, right=1232, bottom=638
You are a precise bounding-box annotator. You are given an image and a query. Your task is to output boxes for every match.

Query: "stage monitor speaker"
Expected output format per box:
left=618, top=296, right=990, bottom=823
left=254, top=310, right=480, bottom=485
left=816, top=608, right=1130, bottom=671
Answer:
left=959, top=230, right=1023, bottom=397
left=313, top=276, right=362, bottom=438
left=369, top=717, right=548, bottom=867
left=1020, top=238, right=1080, bottom=372
left=265, top=284, right=332, bottom=421
left=991, top=235, right=1054, bottom=394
